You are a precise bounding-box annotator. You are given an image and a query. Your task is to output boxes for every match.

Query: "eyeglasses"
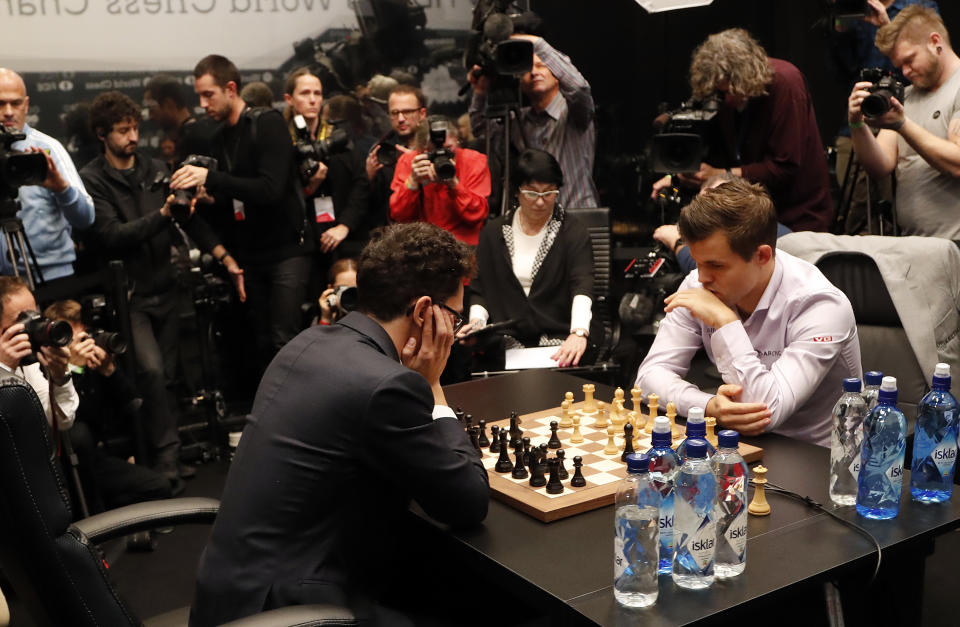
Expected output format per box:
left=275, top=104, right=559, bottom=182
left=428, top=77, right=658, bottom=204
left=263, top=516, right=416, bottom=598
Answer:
left=406, top=302, right=464, bottom=332
left=518, top=189, right=560, bottom=201
left=389, top=108, right=422, bottom=119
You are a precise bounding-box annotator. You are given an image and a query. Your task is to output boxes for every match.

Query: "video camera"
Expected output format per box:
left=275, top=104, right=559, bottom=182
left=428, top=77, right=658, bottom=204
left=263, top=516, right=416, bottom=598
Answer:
left=151, top=154, right=218, bottom=223
left=427, top=121, right=456, bottom=182
left=859, top=68, right=906, bottom=118
left=15, top=310, right=72, bottom=365
left=462, top=0, right=536, bottom=114
left=0, top=125, right=48, bottom=202
left=618, top=246, right=686, bottom=335
left=649, top=97, right=720, bottom=174
left=292, top=115, right=351, bottom=182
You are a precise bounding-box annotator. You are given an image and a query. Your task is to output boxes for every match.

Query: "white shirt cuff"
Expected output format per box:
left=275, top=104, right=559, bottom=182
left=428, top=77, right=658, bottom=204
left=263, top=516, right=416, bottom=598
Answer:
left=432, top=405, right=456, bottom=421
left=570, top=294, right=593, bottom=333
left=709, top=320, right=753, bottom=384
left=469, top=304, right=489, bottom=325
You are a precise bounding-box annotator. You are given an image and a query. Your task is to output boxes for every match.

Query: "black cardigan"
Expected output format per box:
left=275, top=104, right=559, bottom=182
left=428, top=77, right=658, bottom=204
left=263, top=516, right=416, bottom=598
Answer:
left=470, top=211, right=596, bottom=345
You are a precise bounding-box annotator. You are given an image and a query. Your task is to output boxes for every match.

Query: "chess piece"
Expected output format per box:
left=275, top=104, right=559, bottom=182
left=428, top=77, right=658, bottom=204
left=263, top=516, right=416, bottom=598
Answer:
left=559, top=399, right=573, bottom=428
left=529, top=456, right=547, bottom=487
left=489, top=425, right=500, bottom=453
left=478, top=419, right=490, bottom=448
left=565, top=391, right=575, bottom=405
left=511, top=444, right=529, bottom=480
left=571, top=415, right=584, bottom=444
left=468, top=426, right=481, bottom=452
left=621, top=422, right=636, bottom=462
left=522, top=437, right=532, bottom=467
left=582, top=383, right=598, bottom=415
left=604, top=426, right=618, bottom=455
left=570, top=456, right=586, bottom=487
left=557, top=449, right=569, bottom=480
left=509, top=412, right=522, bottom=447
left=632, top=410, right=646, bottom=433
left=494, top=431, right=513, bottom=472
left=749, top=465, right=771, bottom=516
left=464, top=413, right=474, bottom=429
left=611, top=399, right=626, bottom=427
left=455, top=407, right=465, bottom=422
left=630, top=387, right=642, bottom=412
left=705, top=416, right=718, bottom=447
left=594, top=400, right=608, bottom=429
left=666, top=402, right=680, bottom=437
left=643, top=394, right=657, bottom=434
left=538, top=443, right=549, bottom=464
left=548, top=420, right=562, bottom=449
left=546, top=459, right=564, bottom=494
left=614, top=387, right=625, bottom=408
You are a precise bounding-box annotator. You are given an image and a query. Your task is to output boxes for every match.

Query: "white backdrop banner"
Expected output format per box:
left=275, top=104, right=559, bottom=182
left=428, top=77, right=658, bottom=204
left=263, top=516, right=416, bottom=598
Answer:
left=4, top=0, right=474, bottom=72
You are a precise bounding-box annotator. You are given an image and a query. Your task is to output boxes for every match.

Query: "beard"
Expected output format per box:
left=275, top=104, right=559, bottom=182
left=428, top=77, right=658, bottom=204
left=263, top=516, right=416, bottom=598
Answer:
left=106, top=141, right=136, bottom=160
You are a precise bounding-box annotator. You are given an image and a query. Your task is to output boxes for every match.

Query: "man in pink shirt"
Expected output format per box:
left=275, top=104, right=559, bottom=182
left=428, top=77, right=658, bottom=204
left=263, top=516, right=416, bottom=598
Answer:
left=636, top=178, right=861, bottom=447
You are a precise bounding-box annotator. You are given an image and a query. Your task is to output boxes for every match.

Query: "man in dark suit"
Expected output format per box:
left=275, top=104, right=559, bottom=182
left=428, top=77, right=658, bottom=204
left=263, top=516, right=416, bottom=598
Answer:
left=190, top=223, right=489, bottom=627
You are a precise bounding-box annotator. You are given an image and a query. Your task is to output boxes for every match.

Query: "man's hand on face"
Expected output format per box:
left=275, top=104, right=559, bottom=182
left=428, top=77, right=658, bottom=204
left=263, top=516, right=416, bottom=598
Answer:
left=664, top=288, right=739, bottom=329
left=706, top=384, right=771, bottom=436
left=0, top=323, right=32, bottom=370
left=401, top=303, right=454, bottom=389
left=38, top=345, right=71, bottom=386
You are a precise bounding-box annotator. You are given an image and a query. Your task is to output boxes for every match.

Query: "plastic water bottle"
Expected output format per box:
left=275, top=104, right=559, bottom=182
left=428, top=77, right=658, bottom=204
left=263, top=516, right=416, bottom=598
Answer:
left=645, top=416, right=679, bottom=575
left=856, top=376, right=907, bottom=520
left=672, top=439, right=718, bottom=589
left=675, top=407, right=717, bottom=463
left=910, top=363, right=960, bottom=503
left=713, top=430, right=748, bottom=578
left=614, top=453, right=660, bottom=608
left=829, top=378, right=868, bottom=506
left=862, top=371, right=883, bottom=411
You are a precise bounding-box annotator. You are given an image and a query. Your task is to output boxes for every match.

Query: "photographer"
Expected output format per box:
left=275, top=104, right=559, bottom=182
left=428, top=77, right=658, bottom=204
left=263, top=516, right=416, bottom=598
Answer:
left=0, top=68, right=94, bottom=280
left=80, top=91, right=231, bottom=482
left=650, top=29, right=834, bottom=233
left=317, top=258, right=357, bottom=326
left=145, top=74, right=217, bottom=165
left=848, top=6, right=960, bottom=239
left=468, top=33, right=599, bottom=209
left=390, top=116, right=491, bottom=245
left=171, top=55, right=313, bottom=375
left=0, top=276, right=77, bottom=429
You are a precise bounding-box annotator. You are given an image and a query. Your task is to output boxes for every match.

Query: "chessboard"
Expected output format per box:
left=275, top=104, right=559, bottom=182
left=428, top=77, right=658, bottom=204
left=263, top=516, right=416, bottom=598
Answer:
left=472, top=385, right=763, bottom=523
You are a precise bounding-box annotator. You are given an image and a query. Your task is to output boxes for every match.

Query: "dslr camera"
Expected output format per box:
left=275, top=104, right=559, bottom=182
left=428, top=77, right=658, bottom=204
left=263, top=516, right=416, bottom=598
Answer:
left=649, top=97, right=720, bottom=174
left=375, top=139, right=399, bottom=167
left=618, top=246, right=686, bottom=335
left=90, top=329, right=127, bottom=355
left=427, top=121, right=456, bottom=182
left=325, top=285, right=358, bottom=316
left=151, top=154, right=218, bottom=223
left=292, top=115, right=351, bottom=181
left=0, top=125, right=48, bottom=202
left=15, top=310, right=72, bottom=365
left=859, top=68, right=906, bottom=118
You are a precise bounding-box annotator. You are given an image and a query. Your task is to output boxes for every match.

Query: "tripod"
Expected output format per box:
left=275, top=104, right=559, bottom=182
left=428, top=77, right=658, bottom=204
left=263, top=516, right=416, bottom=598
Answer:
left=482, top=76, right=525, bottom=217
left=0, top=194, right=44, bottom=291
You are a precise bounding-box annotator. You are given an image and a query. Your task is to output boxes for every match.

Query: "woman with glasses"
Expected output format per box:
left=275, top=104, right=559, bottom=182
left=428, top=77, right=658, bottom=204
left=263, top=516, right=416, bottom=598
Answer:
left=462, top=149, right=596, bottom=368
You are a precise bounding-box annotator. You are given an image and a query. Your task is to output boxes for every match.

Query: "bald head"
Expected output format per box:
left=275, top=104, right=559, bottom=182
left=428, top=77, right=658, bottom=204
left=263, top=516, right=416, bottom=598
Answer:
left=0, top=68, right=28, bottom=131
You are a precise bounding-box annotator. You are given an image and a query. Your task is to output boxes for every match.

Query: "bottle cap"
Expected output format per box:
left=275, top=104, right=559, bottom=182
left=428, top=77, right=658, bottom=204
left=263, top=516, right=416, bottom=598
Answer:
left=626, top=453, right=650, bottom=473
left=687, top=407, right=705, bottom=423
left=880, top=376, right=898, bottom=392
left=864, top=371, right=883, bottom=386
left=650, top=416, right=672, bottom=446
left=652, top=415, right=671, bottom=433
left=935, top=363, right=951, bottom=378
left=685, top=407, right=706, bottom=436
left=717, top=429, right=739, bottom=448
left=842, top=377, right=862, bottom=393
left=685, top=439, right=708, bottom=458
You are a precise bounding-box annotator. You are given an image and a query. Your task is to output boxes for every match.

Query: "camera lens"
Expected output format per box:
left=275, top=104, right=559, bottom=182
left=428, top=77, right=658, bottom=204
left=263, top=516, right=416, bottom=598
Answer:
left=861, top=91, right=891, bottom=118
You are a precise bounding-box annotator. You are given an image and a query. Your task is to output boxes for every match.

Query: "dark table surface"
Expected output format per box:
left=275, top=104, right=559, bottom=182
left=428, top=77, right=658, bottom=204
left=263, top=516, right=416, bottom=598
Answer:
left=432, top=370, right=960, bottom=626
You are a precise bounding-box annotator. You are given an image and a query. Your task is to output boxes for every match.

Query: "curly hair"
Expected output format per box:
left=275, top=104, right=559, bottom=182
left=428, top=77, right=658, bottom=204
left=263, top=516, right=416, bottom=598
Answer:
left=689, top=28, right=774, bottom=101
left=876, top=5, right=950, bottom=56
left=678, top=177, right=778, bottom=262
left=89, top=91, right=140, bottom=138
left=357, top=223, right=475, bottom=321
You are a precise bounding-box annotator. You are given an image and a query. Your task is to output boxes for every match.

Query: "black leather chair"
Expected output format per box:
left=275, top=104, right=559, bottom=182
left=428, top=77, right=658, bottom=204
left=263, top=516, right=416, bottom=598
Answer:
left=0, top=376, right=355, bottom=627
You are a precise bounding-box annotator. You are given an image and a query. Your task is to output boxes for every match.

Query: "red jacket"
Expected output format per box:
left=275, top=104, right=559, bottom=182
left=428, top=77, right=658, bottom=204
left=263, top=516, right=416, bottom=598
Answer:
left=389, top=147, right=491, bottom=245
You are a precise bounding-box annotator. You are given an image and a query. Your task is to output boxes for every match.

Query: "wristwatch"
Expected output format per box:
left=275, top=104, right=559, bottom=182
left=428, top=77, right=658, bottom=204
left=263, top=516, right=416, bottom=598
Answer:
left=572, top=328, right=588, bottom=339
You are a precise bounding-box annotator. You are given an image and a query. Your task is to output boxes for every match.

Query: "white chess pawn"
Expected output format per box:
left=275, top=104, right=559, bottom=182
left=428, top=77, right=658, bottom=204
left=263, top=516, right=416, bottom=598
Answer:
left=559, top=399, right=573, bottom=428
left=570, top=415, right=584, bottom=444
left=604, top=426, right=618, bottom=455
left=594, top=400, right=608, bottom=429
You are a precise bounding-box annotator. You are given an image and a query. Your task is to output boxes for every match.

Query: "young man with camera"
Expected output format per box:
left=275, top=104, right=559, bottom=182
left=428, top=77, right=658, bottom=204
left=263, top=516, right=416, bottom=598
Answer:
left=80, top=91, right=232, bottom=482
left=848, top=5, right=960, bottom=239
left=0, top=276, right=77, bottom=428
left=0, top=68, right=94, bottom=281
left=635, top=179, right=861, bottom=448
left=389, top=116, right=491, bottom=245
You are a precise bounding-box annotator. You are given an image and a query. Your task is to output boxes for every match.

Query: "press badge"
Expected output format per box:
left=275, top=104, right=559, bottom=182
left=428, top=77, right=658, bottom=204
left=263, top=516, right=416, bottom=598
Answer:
left=233, top=199, right=245, bottom=221
left=314, top=196, right=335, bottom=223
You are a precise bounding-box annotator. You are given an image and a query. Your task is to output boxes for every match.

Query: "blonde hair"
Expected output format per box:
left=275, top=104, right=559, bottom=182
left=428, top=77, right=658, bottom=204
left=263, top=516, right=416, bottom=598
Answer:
left=689, top=28, right=774, bottom=101
left=875, top=5, right=950, bottom=56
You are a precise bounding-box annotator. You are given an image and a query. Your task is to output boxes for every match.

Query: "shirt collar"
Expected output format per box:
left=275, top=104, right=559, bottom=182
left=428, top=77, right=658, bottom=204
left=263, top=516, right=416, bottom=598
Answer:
left=525, top=93, right=563, bottom=122
left=748, top=256, right=783, bottom=317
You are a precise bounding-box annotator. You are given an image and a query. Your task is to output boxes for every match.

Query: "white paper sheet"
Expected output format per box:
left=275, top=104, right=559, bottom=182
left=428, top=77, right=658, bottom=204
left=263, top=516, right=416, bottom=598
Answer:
left=504, top=346, right=559, bottom=370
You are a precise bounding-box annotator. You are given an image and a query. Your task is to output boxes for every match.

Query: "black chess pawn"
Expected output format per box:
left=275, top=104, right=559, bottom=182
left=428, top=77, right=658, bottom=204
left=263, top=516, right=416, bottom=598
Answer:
left=621, top=423, right=636, bottom=462
left=464, top=413, right=474, bottom=429
left=547, top=420, right=561, bottom=449
left=478, top=419, right=490, bottom=447
left=489, top=425, right=501, bottom=453
left=494, top=431, right=513, bottom=472
left=511, top=444, right=529, bottom=480
left=468, top=426, right=481, bottom=452
left=522, top=437, right=532, bottom=466
left=455, top=407, right=465, bottom=422
left=556, top=449, right=569, bottom=480
left=529, top=455, right=547, bottom=487
left=509, top=411, right=521, bottom=444
left=570, top=455, right=586, bottom=488
left=546, top=459, right=564, bottom=494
